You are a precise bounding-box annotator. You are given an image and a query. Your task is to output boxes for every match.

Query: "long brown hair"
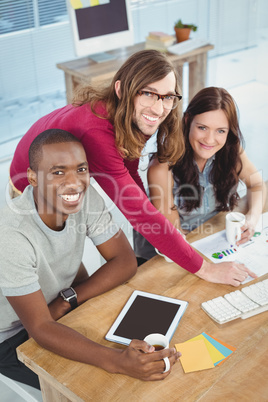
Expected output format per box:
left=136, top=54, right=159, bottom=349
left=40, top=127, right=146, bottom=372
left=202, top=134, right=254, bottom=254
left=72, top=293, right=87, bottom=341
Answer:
left=73, top=49, right=184, bottom=163
left=171, top=87, right=244, bottom=212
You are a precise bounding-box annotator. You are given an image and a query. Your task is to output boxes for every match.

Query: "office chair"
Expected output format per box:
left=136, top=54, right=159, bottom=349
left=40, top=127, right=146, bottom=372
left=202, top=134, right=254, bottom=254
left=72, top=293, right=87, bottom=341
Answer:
left=0, top=373, right=42, bottom=402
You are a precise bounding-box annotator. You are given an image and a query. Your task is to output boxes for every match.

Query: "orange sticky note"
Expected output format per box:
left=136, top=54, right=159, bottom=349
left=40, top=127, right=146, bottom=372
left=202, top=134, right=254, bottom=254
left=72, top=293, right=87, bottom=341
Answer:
left=206, top=333, right=236, bottom=351
left=176, top=340, right=215, bottom=373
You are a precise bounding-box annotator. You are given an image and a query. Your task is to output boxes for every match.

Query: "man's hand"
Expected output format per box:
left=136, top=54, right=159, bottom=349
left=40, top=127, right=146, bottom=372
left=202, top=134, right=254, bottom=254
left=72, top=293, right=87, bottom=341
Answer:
left=7, top=291, right=181, bottom=380
left=196, top=260, right=258, bottom=287
left=113, top=339, right=181, bottom=381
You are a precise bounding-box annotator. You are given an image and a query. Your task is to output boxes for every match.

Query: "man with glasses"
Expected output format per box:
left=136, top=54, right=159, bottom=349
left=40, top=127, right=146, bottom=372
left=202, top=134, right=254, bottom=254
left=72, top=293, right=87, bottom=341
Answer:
left=9, top=49, right=253, bottom=286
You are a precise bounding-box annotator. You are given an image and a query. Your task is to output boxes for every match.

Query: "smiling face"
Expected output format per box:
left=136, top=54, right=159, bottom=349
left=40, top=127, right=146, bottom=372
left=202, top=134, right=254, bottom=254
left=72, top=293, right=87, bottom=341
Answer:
left=132, top=72, right=176, bottom=136
left=189, top=109, right=229, bottom=171
left=28, top=141, right=90, bottom=230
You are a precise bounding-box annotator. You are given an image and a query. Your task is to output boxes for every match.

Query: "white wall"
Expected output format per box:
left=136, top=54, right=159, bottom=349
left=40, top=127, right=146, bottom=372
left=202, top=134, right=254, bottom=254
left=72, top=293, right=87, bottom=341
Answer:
left=1, top=0, right=267, bottom=104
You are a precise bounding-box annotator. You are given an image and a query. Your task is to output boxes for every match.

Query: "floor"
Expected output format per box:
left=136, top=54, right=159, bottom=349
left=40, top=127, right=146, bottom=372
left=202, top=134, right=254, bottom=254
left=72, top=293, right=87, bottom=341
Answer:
left=0, top=29, right=267, bottom=401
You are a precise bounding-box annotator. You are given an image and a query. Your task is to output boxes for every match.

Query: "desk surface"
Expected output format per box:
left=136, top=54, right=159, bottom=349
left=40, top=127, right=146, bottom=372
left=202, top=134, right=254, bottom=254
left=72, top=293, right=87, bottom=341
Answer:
left=56, top=42, right=214, bottom=104
left=56, top=42, right=214, bottom=82
left=17, top=185, right=268, bottom=402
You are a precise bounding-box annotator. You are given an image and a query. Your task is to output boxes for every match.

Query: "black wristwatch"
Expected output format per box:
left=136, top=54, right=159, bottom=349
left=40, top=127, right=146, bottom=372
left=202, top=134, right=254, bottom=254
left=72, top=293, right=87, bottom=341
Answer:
left=60, top=287, right=78, bottom=310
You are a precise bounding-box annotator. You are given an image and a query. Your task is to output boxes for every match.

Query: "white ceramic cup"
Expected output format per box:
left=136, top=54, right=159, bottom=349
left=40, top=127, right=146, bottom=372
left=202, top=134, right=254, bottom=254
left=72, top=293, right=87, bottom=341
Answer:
left=155, top=248, right=173, bottom=263
left=143, top=333, right=170, bottom=373
left=225, top=212, right=246, bottom=245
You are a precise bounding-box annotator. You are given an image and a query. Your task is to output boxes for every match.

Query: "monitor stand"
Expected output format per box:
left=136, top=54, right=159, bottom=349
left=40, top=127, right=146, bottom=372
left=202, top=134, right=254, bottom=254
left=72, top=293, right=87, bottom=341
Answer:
left=89, top=52, right=116, bottom=63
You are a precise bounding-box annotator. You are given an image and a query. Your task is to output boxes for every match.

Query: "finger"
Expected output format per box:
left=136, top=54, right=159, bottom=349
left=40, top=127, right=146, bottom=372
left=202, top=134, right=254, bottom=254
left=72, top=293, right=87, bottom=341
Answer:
left=237, top=232, right=251, bottom=245
left=230, top=269, right=256, bottom=286
left=162, top=349, right=181, bottom=372
left=240, top=230, right=250, bottom=239
left=236, top=233, right=249, bottom=245
left=233, top=271, right=248, bottom=283
left=130, top=339, right=154, bottom=353
left=236, top=238, right=246, bottom=246
left=240, top=226, right=255, bottom=242
left=239, top=238, right=251, bottom=245
left=147, top=348, right=180, bottom=371
left=235, top=264, right=250, bottom=276
left=240, top=223, right=248, bottom=232
left=244, top=267, right=258, bottom=278
left=235, top=263, right=258, bottom=279
left=158, top=347, right=179, bottom=360
left=158, top=350, right=180, bottom=373
left=230, top=279, right=241, bottom=287
left=228, top=274, right=246, bottom=286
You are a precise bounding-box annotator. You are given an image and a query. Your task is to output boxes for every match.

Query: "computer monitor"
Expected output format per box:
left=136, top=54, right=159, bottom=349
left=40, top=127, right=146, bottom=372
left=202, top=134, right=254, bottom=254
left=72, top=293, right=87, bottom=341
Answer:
left=67, top=0, right=134, bottom=62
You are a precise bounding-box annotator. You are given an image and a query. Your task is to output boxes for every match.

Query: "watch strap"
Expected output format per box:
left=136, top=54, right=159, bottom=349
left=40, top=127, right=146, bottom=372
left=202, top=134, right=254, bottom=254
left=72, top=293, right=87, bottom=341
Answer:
left=68, top=294, right=78, bottom=310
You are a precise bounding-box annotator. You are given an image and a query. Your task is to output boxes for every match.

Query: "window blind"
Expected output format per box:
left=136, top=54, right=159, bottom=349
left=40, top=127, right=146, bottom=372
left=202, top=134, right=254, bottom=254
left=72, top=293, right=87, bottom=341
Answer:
left=0, top=0, right=186, bottom=149
left=0, top=0, right=75, bottom=146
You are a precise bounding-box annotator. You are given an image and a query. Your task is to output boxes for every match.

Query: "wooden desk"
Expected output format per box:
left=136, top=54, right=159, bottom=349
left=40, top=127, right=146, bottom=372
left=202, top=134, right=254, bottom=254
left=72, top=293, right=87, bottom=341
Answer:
left=17, top=195, right=268, bottom=401
left=57, top=42, right=214, bottom=104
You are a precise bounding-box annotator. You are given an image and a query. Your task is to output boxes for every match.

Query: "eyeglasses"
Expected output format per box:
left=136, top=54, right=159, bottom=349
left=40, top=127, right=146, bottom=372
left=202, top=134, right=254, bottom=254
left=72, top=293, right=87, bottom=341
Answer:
left=137, top=90, right=182, bottom=110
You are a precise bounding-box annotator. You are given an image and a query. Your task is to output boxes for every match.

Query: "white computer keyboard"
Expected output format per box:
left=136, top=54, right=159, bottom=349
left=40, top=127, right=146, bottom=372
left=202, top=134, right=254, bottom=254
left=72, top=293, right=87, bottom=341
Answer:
left=167, top=38, right=211, bottom=55
left=201, top=278, right=268, bottom=324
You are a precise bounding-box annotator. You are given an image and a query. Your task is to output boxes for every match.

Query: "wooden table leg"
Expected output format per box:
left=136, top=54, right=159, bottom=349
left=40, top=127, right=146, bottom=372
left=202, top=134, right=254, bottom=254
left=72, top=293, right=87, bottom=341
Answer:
left=39, top=377, right=81, bottom=402
left=177, top=65, right=183, bottom=94
left=64, top=73, right=74, bottom=105
left=188, top=53, right=208, bottom=101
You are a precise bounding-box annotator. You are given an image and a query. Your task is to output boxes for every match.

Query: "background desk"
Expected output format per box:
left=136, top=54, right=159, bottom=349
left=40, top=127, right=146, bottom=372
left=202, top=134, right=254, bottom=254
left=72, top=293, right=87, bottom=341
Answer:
left=17, top=188, right=268, bottom=401
left=57, top=42, right=214, bottom=105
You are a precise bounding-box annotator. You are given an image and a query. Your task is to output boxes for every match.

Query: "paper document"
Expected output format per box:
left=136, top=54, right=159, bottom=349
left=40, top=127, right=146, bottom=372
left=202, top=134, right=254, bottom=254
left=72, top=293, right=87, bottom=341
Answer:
left=191, top=212, right=268, bottom=283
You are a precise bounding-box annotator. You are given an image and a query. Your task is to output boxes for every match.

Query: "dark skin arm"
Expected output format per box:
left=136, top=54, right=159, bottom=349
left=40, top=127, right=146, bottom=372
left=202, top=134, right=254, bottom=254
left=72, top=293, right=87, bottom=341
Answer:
left=7, top=230, right=180, bottom=380
left=48, top=229, right=137, bottom=320
left=8, top=290, right=180, bottom=380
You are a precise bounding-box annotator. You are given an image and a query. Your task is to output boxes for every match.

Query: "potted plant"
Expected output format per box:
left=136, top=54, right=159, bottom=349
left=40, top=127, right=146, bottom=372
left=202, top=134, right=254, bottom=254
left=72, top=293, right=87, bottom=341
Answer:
left=174, top=19, right=198, bottom=43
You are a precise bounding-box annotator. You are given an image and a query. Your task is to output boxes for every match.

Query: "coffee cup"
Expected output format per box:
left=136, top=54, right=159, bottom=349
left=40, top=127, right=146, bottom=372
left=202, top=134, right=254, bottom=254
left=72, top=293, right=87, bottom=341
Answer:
left=144, top=333, right=170, bottom=373
left=226, top=212, right=246, bottom=245
left=155, top=249, right=173, bottom=263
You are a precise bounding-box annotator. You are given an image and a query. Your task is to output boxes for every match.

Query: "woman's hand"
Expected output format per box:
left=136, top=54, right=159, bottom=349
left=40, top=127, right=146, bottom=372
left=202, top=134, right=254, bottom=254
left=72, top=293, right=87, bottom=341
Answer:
left=236, top=215, right=257, bottom=245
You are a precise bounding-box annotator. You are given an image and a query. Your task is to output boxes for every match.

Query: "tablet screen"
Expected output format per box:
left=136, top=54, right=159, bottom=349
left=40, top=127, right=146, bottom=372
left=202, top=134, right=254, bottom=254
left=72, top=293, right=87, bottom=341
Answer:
left=105, top=290, right=188, bottom=345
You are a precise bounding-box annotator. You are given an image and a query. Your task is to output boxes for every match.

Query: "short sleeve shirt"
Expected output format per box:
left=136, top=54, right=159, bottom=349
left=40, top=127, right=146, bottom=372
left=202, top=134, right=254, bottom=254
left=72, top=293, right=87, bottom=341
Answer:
left=0, top=185, right=118, bottom=342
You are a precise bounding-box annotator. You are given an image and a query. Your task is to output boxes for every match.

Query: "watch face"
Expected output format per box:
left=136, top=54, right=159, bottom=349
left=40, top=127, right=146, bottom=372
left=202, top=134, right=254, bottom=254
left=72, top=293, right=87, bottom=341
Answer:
left=63, top=288, right=75, bottom=298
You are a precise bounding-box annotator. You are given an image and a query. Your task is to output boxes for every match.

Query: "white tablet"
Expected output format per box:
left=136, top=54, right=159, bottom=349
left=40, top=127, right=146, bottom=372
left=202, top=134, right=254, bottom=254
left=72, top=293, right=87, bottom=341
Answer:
left=105, top=290, right=188, bottom=345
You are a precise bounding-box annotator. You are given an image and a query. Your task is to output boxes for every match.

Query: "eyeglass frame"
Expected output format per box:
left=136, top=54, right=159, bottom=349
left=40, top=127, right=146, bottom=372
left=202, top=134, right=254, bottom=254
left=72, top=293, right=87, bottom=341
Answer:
left=136, top=90, right=182, bottom=110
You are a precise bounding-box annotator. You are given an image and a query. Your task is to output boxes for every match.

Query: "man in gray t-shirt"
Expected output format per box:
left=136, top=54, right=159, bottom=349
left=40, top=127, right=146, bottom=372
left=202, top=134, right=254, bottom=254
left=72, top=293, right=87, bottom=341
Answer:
left=0, top=129, right=180, bottom=389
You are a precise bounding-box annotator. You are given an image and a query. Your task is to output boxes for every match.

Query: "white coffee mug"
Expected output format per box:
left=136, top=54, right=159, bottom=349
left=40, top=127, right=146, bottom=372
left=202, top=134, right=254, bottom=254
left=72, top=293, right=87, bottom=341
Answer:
left=144, top=333, right=170, bottom=373
left=226, top=212, right=246, bottom=245
left=155, top=248, right=173, bottom=263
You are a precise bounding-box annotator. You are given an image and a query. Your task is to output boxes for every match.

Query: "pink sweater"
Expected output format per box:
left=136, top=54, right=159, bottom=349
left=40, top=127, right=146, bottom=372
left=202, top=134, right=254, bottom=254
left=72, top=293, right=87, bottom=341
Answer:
left=10, top=103, right=203, bottom=273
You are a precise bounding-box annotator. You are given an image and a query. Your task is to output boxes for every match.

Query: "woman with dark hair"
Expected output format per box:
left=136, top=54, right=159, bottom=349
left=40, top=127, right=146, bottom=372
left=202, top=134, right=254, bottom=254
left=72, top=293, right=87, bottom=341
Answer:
left=135, top=87, right=266, bottom=258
